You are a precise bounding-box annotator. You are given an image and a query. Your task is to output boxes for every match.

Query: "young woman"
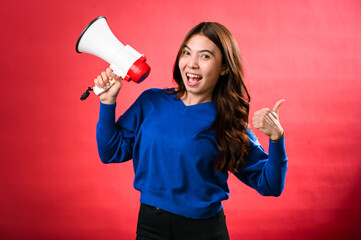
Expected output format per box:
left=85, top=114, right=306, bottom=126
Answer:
left=94, top=22, right=288, bottom=240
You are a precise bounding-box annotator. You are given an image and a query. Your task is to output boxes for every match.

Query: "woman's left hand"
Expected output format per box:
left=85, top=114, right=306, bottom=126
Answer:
left=252, top=99, right=285, bottom=141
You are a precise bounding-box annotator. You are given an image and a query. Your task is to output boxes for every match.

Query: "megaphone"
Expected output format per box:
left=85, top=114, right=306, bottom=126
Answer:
left=76, top=16, right=151, bottom=98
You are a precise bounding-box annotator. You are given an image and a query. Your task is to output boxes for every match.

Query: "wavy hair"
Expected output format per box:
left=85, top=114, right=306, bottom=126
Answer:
left=171, top=22, right=251, bottom=173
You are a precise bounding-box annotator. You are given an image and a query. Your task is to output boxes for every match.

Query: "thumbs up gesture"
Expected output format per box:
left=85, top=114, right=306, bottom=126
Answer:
left=252, top=99, right=285, bottom=141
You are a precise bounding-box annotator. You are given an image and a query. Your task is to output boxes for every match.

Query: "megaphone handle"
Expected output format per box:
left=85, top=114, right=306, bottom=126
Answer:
left=93, top=79, right=116, bottom=95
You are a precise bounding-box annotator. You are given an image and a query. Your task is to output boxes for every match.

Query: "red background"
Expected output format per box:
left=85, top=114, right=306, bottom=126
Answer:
left=1, top=0, right=360, bottom=239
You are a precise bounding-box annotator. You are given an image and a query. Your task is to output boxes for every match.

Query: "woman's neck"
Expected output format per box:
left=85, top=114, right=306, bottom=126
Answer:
left=180, top=92, right=212, bottom=106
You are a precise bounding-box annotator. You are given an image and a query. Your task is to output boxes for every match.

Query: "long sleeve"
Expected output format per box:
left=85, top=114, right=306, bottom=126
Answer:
left=96, top=88, right=149, bottom=164
left=234, top=129, right=288, bottom=196
left=96, top=102, right=134, bottom=163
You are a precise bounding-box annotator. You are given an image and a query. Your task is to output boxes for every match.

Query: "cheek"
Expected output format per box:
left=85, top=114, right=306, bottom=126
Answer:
left=204, top=66, right=221, bottom=82
left=178, top=58, right=186, bottom=70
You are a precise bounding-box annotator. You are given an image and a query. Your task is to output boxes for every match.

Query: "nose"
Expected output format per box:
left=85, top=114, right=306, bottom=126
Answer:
left=187, top=55, right=199, bottom=69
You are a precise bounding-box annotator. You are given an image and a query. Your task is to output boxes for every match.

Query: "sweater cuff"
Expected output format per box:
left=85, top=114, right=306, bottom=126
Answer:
left=98, top=101, right=116, bottom=126
left=268, top=136, right=288, bottom=165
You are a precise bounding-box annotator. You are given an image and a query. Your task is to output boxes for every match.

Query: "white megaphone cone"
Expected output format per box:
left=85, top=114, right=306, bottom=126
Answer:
left=76, top=16, right=150, bottom=99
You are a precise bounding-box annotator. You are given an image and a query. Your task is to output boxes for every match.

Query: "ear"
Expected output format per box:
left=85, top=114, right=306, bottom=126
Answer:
left=220, top=65, right=229, bottom=76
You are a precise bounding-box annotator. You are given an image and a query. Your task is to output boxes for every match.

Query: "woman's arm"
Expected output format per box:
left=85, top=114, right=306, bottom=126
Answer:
left=234, top=131, right=288, bottom=196
left=94, top=68, right=135, bottom=163
left=96, top=102, right=134, bottom=164
left=234, top=100, right=288, bottom=196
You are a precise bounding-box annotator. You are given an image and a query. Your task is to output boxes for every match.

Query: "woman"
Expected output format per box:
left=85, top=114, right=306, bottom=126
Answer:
left=94, top=22, right=288, bottom=240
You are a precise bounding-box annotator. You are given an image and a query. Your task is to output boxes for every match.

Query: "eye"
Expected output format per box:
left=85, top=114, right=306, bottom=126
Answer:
left=201, top=54, right=210, bottom=59
left=182, top=50, right=190, bottom=55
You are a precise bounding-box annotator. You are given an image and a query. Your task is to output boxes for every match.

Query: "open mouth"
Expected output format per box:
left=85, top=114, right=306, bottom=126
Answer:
left=186, top=73, right=202, bottom=86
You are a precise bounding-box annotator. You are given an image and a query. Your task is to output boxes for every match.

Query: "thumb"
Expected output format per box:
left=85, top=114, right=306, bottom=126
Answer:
left=272, top=99, right=286, bottom=115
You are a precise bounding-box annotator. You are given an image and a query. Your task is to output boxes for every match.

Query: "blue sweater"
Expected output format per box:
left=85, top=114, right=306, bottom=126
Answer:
left=96, top=88, right=288, bottom=219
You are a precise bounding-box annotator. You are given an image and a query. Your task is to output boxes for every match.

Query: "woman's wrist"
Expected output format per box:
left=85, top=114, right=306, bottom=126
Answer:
left=100, top=97, right=117, bottom=105
left=270, top=131, right=284, bottom=142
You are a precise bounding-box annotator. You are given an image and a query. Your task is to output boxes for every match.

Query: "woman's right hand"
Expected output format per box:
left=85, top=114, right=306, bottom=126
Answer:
left=94, top=68, right=122, bottom=104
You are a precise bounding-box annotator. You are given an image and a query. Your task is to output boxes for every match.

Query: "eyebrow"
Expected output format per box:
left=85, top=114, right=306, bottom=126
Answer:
left=184, top=45, right=215, bottom=56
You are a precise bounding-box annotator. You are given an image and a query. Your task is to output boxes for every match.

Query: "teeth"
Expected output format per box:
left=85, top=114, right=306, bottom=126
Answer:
left=187, top=73, right=201, bottom=79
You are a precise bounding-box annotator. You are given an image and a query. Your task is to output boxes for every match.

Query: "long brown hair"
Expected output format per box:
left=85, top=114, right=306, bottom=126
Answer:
left=172, top=22, right=251, bottom=173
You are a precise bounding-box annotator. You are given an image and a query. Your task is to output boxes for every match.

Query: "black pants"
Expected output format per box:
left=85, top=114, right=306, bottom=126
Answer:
left=136, top=204, right=230, bottom=240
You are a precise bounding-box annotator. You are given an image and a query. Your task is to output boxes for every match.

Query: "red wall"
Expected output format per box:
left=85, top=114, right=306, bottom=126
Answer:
left=1, top=0, right=360, bottom=239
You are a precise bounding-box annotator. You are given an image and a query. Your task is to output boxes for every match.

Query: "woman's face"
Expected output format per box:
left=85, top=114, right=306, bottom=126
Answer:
left=178, top=34, right=226, bottom=103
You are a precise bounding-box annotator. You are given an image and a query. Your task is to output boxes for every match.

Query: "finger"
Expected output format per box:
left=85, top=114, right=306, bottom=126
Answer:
left=252, top=109, right=268, bottom=125
left=94, top=76, right=103, bottom=89
left=267, top=113, right=284, bottom=138
left=101, top=71, right=109, bottom=85
left=94, top=78, right=100, bottom=88
left=269, top=111, right=278, bottom=120
left=97, top=75, right=107, bottom=89
left=272, top=99, right=285, bottom=115
left=266, top=112, right=278, bottom=125
left=252, top=114, right=258, bottom=122
left=107, top=68, right=122, bottom=81
left=253, top=121, right=261, bottom=130
left=253, top=108, right=269, bottom=119
left=252, top=114, right=263, bottom=127
left=253, top=116, right=265, bottom=129
left=106, top=68, right=113, bottom=79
